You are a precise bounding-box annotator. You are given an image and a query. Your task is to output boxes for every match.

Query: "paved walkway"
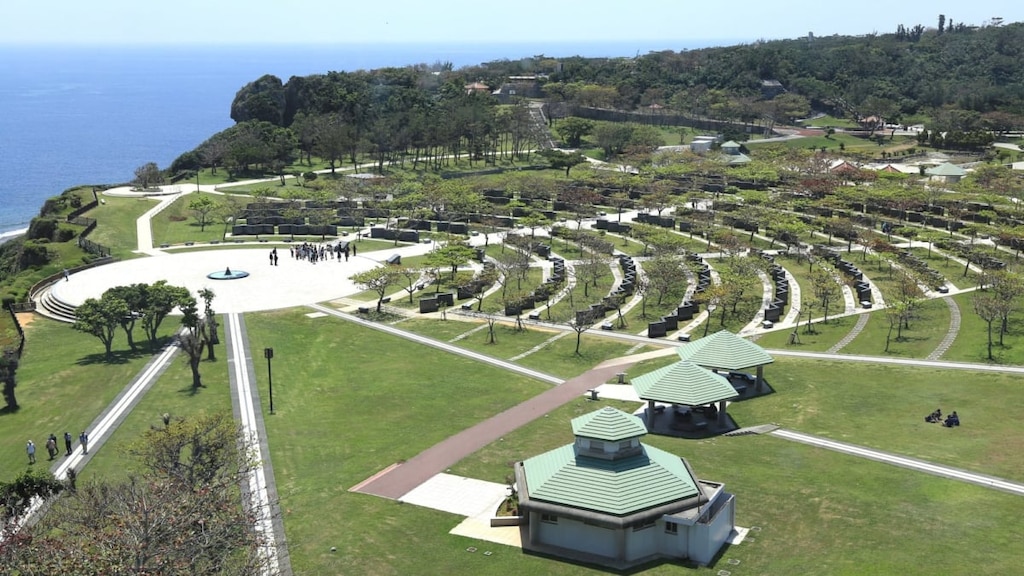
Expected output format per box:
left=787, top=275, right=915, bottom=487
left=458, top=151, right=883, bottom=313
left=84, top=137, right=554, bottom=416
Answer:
left=827, top=312, right=870, bottom=353
left=5, top=337, right=181, bottom=539
left=927, top=296, right=962, bottom=360
left=771, top=429, right=1024, bottom=496
left=224, top=313, right=290, bottom=575
left=351, top=362, right=625, bottom=499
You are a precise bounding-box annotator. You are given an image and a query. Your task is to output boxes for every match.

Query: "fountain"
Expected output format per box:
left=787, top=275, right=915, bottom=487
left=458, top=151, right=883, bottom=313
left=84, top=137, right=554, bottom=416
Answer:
left=206, top=267, right=250, bottom=280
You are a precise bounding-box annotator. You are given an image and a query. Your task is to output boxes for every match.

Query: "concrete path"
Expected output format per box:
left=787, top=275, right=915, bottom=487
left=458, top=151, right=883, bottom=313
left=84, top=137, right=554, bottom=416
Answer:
left=826, top=313, right=870, bottom=354
left=927, top=297, right=962, bottom=360
left=3, top=336, right=182, bottom=540
left=306, top=303, right=562, bottom=385
left=224, top=312, right=290, bottom=575
left=766, top=349, right=1024, bottom=375
left=771, top=429, right=1024, bottom=496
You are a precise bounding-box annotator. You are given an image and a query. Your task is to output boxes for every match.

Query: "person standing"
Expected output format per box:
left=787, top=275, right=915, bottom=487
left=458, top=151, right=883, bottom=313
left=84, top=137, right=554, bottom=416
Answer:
left=26, top=440, right=36, bottom=464
left=273, top=249, right=279, bottom=266
left=63, top=268, right=69, bottom=281
left=79, top=431, right=89, bottom=455
left=343, top=246, right=350, bottom=262
left=64, top=431, right=73, bottom=456
left=351, top=243, right=357, bottom=257
left=46, top=435, right=58, bottom=460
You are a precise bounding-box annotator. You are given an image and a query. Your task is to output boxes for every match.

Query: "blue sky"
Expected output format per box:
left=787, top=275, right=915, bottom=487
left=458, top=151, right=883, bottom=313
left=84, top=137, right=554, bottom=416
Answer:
left=3, top=1, right=1022, bottom=45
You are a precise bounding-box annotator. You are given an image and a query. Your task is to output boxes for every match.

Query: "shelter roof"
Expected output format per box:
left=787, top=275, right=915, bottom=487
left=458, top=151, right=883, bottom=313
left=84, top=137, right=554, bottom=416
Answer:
left=631, top=361, right=738, bottom=406
left=675, top=330, right=774, bottom=370
left=926, top=162, right=966, bottom=176
left=571, top=407, right=648, bottom=442
left=521, top=442, right=700, bottom=516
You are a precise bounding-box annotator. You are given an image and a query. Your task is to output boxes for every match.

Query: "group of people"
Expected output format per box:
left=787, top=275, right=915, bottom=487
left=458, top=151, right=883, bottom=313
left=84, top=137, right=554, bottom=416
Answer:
left=925, top=408, right=961, bottom=428
left=285, top=241, right=355, bottom=264
left=26, top=431, right=89, bottom=464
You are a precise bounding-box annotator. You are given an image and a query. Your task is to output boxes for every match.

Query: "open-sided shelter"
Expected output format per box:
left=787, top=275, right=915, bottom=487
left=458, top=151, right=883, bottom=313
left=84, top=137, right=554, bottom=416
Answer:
left=675, top=330, right=774, bottom=393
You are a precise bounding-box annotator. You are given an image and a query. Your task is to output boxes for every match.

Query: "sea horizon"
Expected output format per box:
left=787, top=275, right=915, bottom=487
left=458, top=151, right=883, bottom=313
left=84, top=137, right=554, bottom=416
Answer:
left=0, top=40, right=737, bottom=237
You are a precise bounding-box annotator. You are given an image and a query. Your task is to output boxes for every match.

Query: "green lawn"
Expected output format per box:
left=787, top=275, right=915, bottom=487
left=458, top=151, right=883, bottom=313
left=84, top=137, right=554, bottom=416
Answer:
left=943, top=291, right=1024, bottom=364
left=841, top=297, right=949, bottom=358
left=150, top=194, right=234, bottom=245
left=907, top=246, right=979, bottom=290
left=1, top=318, right=176, bottom=482
left=756, top=313, right=859, bottom=351
left=451, top=356, right=1024, bottom=574
left=84, top=196, right=160, bottom=259
left=84, top=330, right=232, bottom=480
left=244, top=309, right=554, bottom=574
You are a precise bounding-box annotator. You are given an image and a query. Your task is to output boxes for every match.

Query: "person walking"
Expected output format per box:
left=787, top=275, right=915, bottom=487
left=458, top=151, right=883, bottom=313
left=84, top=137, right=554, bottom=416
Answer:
left=26, top=440, right=36, bottom=464
left=63, top=268, right=69, bottom=281
left=46, top=434, right=58, bottom=460
left=64, top=431, right=73, bottom=456
left=79, top=431, right=89, bottom=455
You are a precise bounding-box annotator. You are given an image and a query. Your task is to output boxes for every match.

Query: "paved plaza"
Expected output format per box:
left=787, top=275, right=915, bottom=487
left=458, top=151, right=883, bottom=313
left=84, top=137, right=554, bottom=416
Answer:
left=52, top=244, right=429, bottom=314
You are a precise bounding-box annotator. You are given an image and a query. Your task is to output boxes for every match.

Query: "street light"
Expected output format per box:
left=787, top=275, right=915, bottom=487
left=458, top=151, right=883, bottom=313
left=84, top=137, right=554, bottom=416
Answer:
left=264, top=348, right=274, bottom=414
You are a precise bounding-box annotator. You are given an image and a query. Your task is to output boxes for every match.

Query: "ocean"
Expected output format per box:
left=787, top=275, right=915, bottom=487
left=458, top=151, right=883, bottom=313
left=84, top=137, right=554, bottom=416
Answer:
left=0, top=40, right=726, bottom=240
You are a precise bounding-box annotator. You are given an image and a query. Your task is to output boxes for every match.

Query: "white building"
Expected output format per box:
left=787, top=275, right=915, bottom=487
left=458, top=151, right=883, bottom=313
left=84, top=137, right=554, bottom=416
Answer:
left=514, top=407, right=735, bottom=569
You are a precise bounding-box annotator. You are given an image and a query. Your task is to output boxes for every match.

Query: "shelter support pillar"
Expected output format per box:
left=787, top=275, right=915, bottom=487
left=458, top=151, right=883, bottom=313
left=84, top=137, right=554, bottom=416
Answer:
left=718, top=400, right=728, bottom=426
left=756, top=365, right=764, bottom=393
left=647, top=400, right=656, bottom=428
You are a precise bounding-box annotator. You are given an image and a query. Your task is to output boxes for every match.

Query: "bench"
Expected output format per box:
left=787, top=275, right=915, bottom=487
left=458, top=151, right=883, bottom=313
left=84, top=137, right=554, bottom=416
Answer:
left=381, top=297, right=391, bottom=304
left=386, top=254, right=401, bottom=265
left=357, top=306, right=371, bottom=314
left=528, top=312, right=541, bottom=320
left=461, top=303, right=474, bottom=311
left=601, top=322, right=614, bottom=331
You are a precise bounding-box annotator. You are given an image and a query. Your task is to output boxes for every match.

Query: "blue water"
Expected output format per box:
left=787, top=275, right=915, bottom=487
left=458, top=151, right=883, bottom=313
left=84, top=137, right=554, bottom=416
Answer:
left=0, top=40, right=724, bottom=237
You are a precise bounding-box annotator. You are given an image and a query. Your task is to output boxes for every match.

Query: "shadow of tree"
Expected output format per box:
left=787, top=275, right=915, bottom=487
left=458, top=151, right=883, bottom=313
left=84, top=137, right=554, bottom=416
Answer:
left=75, top=337, right=175, bottom=366
left=0, top=404, right=22, bottom=416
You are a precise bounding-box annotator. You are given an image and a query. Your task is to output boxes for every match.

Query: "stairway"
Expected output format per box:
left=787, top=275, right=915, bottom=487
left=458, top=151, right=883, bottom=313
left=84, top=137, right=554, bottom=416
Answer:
left=723, top=424, right=780, bottom=437
left=527, top=102, right=557, bottom=149
left=34, top=284, right=78, bottom=323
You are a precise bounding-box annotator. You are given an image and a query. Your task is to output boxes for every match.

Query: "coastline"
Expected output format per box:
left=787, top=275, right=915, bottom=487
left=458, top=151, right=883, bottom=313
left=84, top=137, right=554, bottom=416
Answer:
left=0, top=228, right=28, bottom=246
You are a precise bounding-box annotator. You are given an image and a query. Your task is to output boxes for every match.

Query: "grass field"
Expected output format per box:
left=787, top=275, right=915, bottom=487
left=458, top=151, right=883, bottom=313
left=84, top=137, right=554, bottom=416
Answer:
left=841, top=296, right=949, bottom=357
left=83, top=196, right=159, bottom=259
left=83, top=330, right=232, bottom=480
left=0, top=317, right=176, bottom=482
left=244, top=309, right=554, bottom=574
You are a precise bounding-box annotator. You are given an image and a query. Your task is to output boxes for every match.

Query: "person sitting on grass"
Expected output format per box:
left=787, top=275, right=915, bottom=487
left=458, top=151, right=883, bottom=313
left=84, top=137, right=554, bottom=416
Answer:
left=944, top=411, right=960, bottom=427
left=925, top=409, right=942, bottom=423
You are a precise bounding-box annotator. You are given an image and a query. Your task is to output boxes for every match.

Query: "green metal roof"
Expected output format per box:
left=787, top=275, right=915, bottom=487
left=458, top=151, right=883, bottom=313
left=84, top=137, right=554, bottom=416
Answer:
left=925, top=162, right=966, bottom=176
left=571, top=407, right=648, bottom=442
left=721, top=140, right=741, bottom=149
left=522, top=443, right=700, bottom=516
left=631, top=361, right=738, bottom=406
left=676, top=330, right=774, bottom=370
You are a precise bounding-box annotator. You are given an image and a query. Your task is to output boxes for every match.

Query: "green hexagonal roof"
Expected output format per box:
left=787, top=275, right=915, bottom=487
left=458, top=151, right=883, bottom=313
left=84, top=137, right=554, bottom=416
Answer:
left=522, top=443, right=700, bottom=516
left=676, top=330, right=774, bottom=370
left=570, top=406, right=648, bottom=442
left=631, top=361, right=738, bottom=406
left=925, top=162, right=966, bottom=176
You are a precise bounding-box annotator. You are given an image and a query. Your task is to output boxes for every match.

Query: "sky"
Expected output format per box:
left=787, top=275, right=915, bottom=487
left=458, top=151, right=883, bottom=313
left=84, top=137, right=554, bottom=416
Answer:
left=2, top=1, right=1022, bottom=45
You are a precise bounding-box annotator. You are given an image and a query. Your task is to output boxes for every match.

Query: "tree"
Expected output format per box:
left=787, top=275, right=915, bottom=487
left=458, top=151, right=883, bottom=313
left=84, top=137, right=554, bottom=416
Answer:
left=188, top=194, right=219, bottom=232
left=351, top=266, right=400, bottom=313
left=644, top=255, right=686, bottom=307
left=562, top=306, right=599, bottom=355
left=2, top=413, right=269, bottom=575
left=555, top=117, right=594, bottom=148
left=0, top=349, right=19, bottom=411
left=178, top=294, right=209, bottom=389
left=73, top=295, right=129, bottom=356
left=141, top=281, right=190, bottom=351
left=133, top=162, right=162, bottom=190
left=539, top=149, right=588, bottom=177
left=428, top=243, right=476, bottom=281
left=810, top=266, right=842, bottom=324
left=395, top=266, right=425, bottom=304
left=973, top=293, right=1001, bottom=360
left=199, top=287, right=219, bottom=360
left=102, top=284, right=147, bottom=351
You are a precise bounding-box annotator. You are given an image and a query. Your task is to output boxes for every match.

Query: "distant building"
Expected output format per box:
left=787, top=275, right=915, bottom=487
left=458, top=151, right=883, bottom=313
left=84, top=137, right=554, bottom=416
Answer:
left=925, top=162, right=967, bottom=183
left=515, top=407, right=736, bottom=569
left=464, top=81, right=490, bottom=95
left=760, top=79, right=785, bottom=99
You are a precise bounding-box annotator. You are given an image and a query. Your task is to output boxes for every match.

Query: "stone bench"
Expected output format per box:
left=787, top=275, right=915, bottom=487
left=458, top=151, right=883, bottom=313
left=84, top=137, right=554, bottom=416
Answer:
left=385, top=254, right=401, bottom=265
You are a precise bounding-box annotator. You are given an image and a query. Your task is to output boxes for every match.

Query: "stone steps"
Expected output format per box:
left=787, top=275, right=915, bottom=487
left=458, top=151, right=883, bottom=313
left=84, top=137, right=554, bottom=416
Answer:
left=35, top=286, right=78, bottom=323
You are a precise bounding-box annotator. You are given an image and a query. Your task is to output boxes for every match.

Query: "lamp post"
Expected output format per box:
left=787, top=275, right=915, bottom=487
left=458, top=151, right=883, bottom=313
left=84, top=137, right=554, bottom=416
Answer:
left=264, top=348, right=274, bottom=414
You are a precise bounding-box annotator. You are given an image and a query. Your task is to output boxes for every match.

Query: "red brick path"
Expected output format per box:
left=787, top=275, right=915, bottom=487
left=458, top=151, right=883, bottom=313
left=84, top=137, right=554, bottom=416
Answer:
left=351, top=363, right=630, bottom=499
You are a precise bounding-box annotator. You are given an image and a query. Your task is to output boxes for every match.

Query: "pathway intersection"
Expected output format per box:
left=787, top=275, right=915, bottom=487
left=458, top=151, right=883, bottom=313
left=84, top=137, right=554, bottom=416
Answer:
left=19, top=175, right=1024, bottom=570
